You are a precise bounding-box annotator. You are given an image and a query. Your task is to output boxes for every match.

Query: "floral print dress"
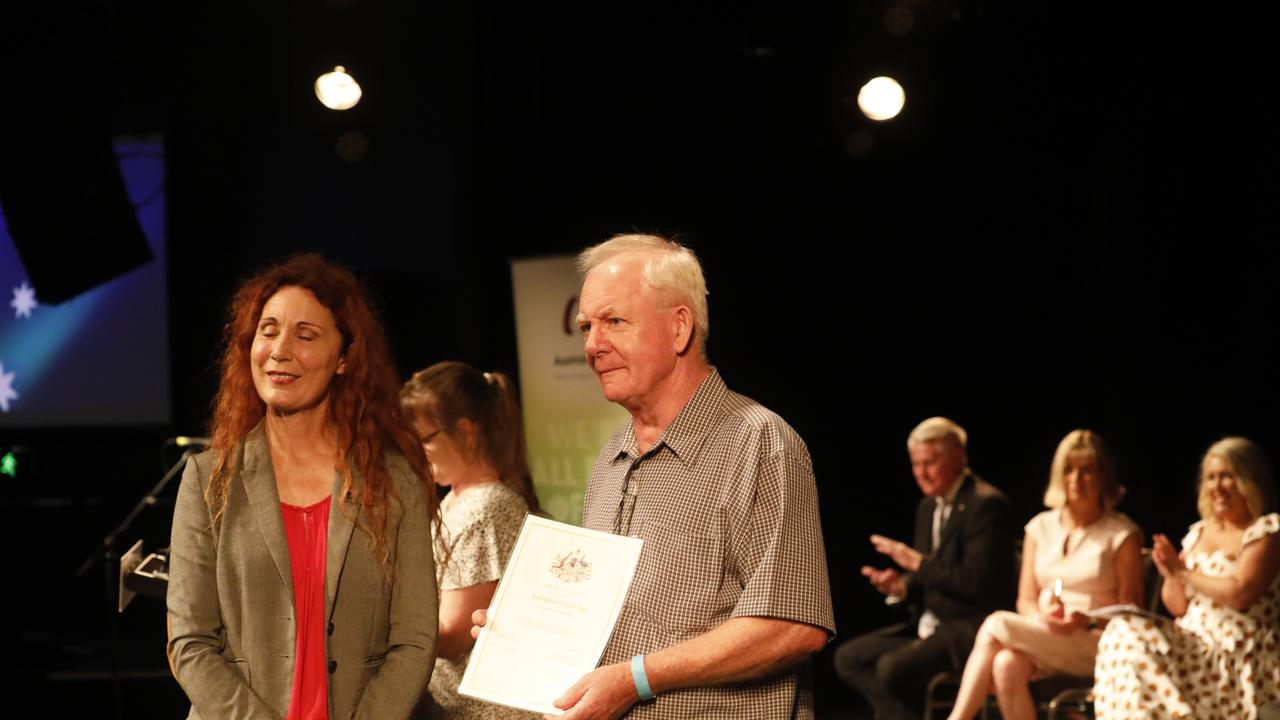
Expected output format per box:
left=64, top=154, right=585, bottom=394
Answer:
left=1094, top=512, right=1280, bottom=719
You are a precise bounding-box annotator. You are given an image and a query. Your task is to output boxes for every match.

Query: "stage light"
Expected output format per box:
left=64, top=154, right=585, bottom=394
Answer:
left=857, top=76, right=906, bottom=122
left=315, top=66, right=362, bottom=110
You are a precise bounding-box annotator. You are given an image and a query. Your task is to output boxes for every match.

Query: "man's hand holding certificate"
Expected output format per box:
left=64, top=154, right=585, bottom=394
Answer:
left=459, top=515, right=643, bottom=716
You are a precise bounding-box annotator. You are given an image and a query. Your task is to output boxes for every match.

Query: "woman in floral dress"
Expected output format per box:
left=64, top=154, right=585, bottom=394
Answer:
left=1094, top=436, right=1280, bottom=719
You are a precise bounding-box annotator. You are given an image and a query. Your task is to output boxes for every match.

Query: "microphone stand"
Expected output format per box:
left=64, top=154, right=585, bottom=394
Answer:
left=74, top=446, right=197, bottom=720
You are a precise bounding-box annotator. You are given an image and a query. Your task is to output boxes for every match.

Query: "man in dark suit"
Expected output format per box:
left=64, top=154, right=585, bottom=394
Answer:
left=833, top=417, right=1016, bottom=720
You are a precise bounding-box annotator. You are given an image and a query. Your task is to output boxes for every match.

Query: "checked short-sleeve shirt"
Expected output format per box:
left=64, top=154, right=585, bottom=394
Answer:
left=581, top=368, right=836, bottom=719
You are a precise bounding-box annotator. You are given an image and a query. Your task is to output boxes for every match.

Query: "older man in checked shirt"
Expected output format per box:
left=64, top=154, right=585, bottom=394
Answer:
left=529, top=232, right=836, bottom=720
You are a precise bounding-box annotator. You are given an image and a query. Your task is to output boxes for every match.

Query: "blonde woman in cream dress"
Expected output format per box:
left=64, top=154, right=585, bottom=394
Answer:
left=946, top=430, right=1144, bottom=720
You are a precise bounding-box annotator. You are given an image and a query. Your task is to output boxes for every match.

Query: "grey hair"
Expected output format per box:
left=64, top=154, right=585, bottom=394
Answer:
left=907, top=416, right=968, bottom=451
left=576, top=233, right=710, bottom=358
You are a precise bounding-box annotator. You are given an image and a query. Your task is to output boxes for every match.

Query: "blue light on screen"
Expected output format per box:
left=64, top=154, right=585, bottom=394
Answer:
left=0, top=137, right=169, bottom=426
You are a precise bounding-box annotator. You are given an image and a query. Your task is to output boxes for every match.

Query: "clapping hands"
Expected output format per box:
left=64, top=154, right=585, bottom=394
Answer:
left=861, top=534, right=922, bottom=597
left=860, top=565, right=906, bottom=597
left=1151, top=533, right=1186, bottom=579
left=870, top=534, right=924, bottom=573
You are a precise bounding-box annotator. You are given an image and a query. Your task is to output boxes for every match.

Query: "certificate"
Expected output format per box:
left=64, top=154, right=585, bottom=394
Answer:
left=458, top=514, right=643, bottom=715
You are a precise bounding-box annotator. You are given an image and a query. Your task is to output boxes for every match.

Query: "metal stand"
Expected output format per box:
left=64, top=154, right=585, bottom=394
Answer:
left=74, top=448, right=196, bottom=720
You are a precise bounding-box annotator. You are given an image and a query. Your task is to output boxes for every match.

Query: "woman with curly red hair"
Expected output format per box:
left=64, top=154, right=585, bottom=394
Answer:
left=167, top=253, right=439, bottom=719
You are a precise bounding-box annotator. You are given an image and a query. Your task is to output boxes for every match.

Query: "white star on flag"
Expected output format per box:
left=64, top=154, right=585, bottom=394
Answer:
left=11, top=281, right=37, bottom=319
left=0, top=361, right=17, bottom=412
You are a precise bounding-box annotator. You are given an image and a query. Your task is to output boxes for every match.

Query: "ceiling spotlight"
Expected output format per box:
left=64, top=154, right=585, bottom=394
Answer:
left=857, top=76, right=906, bottom=122
left=315, top=66, right=363, bottom=110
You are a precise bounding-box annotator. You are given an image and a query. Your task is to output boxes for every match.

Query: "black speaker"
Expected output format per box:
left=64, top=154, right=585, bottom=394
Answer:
left=0, top=132, right=153, bottom=304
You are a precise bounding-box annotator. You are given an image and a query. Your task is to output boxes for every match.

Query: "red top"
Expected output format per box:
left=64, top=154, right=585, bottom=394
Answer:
left=281, top=496, right=331, bottom=720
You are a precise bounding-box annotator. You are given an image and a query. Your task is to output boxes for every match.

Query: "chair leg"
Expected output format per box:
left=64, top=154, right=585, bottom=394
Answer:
left=1046, top=687, right=1094, bottom=720
left=925, top=671, right=964, bottom=720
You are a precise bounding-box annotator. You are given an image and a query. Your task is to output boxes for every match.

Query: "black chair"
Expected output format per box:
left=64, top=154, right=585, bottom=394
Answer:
left=924, top=670, right=989, bottom=720
left=924, top=547, right=1162, bottom=720
left=923, top=538, right=1024, bottom=720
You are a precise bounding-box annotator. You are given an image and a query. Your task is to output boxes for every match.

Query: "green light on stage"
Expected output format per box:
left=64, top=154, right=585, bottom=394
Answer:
left=0, top=452, right=15, bottom=478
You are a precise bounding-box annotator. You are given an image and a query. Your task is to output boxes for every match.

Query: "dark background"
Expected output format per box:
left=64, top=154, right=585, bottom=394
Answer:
left=2, top=1, right=1277, bottom=716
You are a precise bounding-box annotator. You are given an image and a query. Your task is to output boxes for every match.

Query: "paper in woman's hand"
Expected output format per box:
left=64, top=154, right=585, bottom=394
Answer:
left=1082, top=603, right=1162, bottom=621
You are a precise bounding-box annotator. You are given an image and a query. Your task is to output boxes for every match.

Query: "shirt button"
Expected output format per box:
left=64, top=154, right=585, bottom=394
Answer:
left=328, top=660, right=337, bottom=674
left=327, top=622, right=335, bottom=636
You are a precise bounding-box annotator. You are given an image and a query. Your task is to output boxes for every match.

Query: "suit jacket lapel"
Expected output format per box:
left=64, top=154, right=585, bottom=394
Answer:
left=240, top=423, right=294, bottom=606
left=936, top=473, right=975, bottom=552
left=914, top=497, right=934, bottom=554
left=325, top=467, right=359, bottom=620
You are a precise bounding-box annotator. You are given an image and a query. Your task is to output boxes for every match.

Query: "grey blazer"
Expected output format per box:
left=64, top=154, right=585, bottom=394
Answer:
left=166, top=423, right=438, bottom=719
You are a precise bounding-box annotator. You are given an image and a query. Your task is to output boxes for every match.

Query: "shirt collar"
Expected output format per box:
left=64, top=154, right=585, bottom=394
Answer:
left=937, top=471, right=967, bottom=507
left=610, top=367, right=726, bottom=466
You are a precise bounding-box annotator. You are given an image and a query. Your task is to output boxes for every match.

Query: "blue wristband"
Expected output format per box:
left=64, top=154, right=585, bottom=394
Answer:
left=630, top=654, right=655, bottom=701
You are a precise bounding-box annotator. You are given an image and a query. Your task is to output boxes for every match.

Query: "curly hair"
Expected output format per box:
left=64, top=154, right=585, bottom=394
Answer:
left=205, top=253, right=434, bottom=574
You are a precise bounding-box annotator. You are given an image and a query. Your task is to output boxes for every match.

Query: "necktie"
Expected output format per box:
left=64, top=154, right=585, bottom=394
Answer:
left=932, top=497, right=947, bottom=550
left=920, top=498, right=950, bottom=639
